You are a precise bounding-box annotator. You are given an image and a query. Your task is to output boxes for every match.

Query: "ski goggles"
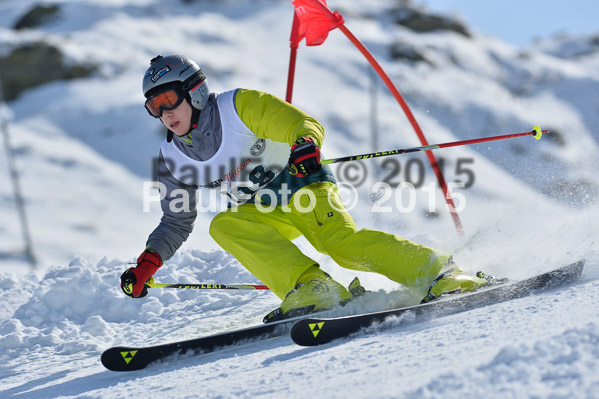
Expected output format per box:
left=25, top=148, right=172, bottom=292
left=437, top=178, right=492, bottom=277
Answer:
left=144, top=88, right=185, bottom=118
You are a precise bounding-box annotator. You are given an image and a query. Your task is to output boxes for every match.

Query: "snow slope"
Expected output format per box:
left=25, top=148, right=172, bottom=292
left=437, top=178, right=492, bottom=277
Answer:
left=1, top=0, right=598, bottom=397
left=1, top=254, right=598, bottom=398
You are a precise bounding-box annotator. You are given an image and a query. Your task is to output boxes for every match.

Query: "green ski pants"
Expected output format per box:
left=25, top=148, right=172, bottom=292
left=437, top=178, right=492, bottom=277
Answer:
left=210, top=181, right=449, bottom=299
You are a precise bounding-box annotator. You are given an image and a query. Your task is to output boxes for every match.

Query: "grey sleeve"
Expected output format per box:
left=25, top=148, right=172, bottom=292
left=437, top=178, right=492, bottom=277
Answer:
left=146, top=152, right=198, bottom=261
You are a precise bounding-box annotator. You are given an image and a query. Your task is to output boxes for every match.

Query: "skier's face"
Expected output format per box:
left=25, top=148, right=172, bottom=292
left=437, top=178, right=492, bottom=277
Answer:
left=160, top=99, right=192, bottom=136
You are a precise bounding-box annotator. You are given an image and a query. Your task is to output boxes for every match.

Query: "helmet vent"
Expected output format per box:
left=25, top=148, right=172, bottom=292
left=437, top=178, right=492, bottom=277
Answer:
left=182, top=70, right=206, bottom=91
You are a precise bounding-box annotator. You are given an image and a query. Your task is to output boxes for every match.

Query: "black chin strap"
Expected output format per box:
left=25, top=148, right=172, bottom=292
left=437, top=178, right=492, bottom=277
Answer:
left=190, top=107, right=201, bottom=130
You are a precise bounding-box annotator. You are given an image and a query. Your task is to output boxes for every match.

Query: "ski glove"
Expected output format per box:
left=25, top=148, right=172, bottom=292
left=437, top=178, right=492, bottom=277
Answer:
left=120, top=249, right=162, bottom=298
left=288, top=136, right=322, bottom=177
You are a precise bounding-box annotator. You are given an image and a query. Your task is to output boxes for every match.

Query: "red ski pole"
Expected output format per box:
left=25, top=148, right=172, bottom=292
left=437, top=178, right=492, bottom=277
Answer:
left=321, top=126, right=546, bottom=165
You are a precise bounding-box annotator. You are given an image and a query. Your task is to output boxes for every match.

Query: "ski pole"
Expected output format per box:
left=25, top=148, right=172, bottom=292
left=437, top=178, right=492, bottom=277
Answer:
left=321, top=126, right=546, bottom=165
left=146, top=278, right=269, bottom=291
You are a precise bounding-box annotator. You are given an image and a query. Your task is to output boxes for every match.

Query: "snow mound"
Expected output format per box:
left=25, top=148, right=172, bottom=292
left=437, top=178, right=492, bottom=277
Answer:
left=13, top=256, right=141, bottom=327
left=9, top=248, right=267, bottom=328
left=0, top=248, right=280, bottom=359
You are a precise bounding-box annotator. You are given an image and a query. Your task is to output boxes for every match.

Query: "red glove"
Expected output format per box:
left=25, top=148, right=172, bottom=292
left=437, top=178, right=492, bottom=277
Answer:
left=288, top=136, right=322, bottom=177
left=120, top=250, right=162, bottom=298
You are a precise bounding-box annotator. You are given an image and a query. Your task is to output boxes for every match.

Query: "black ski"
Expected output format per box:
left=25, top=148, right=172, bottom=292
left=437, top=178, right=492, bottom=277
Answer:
left=290, top=260, right=585, bottom=346
left=101, top=316, right=298, bottom=371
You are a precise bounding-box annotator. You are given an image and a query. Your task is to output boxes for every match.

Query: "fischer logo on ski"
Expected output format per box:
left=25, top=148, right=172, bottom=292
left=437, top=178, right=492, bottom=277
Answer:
left=309, top=322, right=325, bottom=337
left=120, top=350, right=138, bottom=364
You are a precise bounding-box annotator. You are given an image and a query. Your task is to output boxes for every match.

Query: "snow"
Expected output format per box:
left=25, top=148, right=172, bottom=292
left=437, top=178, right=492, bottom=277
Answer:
left=1, top=0, right=598, bottom=397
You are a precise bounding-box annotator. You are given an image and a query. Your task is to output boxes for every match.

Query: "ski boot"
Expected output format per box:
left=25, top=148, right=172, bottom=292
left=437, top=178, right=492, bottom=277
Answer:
left=421, top=262, right=490, bottom=304
left=263, top=266, right=364, bottom=323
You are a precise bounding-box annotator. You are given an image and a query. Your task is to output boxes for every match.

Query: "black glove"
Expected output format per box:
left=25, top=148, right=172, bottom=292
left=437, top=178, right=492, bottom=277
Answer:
left=288, top=136, right=322, bottom=177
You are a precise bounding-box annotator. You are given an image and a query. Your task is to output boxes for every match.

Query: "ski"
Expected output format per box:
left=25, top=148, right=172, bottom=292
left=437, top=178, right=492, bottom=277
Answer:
left=101, top=316, right=298, bottom=371
left=290, top=260, right=585, bottom=346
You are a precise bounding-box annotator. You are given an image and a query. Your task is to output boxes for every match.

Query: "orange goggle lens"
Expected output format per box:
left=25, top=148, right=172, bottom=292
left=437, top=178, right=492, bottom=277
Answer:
left=144, top=89, right=184, bottom=118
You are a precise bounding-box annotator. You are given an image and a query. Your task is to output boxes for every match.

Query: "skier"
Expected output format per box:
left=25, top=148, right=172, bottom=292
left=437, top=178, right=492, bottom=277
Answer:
left=120, top=54, right=489, bottom=320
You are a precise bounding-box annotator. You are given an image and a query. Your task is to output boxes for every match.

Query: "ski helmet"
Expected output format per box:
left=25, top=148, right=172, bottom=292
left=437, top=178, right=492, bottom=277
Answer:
left=143, top=55, right=210, bottom=111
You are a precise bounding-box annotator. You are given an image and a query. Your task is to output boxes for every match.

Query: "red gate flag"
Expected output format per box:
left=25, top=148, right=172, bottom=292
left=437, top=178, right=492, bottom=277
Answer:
left=286, top=0, right=465, bottom=236
left=291, top=0, right=344, bottom=47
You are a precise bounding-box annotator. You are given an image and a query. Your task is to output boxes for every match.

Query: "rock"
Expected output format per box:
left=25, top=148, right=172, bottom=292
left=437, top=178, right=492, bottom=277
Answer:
left=391, top=7, right=470, bottom=37
left=0, top=42, right=96, bottom=101
left=389, top=42, right=432, bottom=66
left=13, top=4, right=61, bottom=30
